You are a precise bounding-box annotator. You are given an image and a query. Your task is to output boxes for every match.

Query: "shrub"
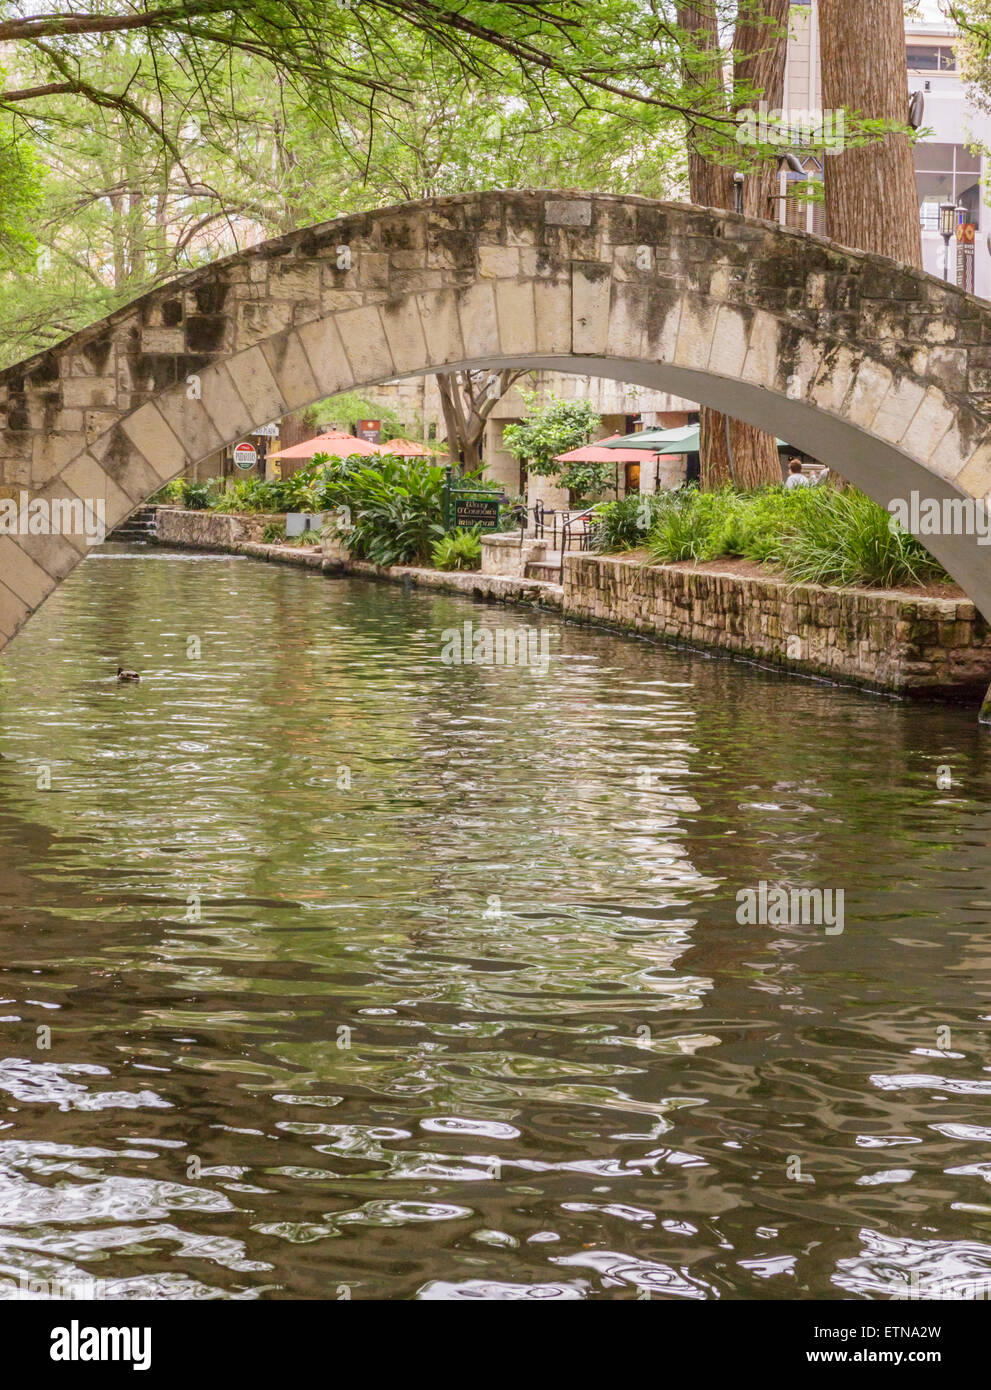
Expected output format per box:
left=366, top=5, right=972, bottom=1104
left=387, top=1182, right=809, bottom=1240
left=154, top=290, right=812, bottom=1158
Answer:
left=642, top=483, right=949, bottom=588
left=647, top=488, right=725, bottom=562
left=324, top=455, right=447, bottom=566
left=261, top=521, right=286, bottom=543
left=780, top=486, right=948, bottom=589
left=178, top=479, right=211, bottom=510
left=149, top=479, right=184, bottom=504
left=501, top=389, right=603, bottom=504
left=208, top=476, right=266, bottom=512
left=594, top=492, right=673, bottom=551
left=432, top=528, right=482, bottom=571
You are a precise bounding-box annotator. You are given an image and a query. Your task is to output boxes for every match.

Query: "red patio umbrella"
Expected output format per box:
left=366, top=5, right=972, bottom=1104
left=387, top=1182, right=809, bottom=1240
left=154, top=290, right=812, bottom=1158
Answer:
left=269, top=429, right=384, bottom=461
left=553, top=433, right=666, bottom=464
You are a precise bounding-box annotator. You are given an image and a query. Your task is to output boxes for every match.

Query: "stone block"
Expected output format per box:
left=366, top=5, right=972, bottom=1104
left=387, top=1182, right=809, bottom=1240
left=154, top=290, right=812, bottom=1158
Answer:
left=381, top=298, right=428, bottom=374
left=337, top=306, right=395, bottom=384
left=297, top=316, right=355, bottom=396
left=120, top=402, right=187, bottom=479
left=0, top=579, right=29, bottom=639
left=545, top=199, right=592, bottom=227
left=495, top=279, right=536, bottom=357
left=572, top=264, right=612, bottom=356
left=533, top=280, right=572, bottom=356
left=225, top=346, right=288, bottom=424
left=416, top=289, right=466, bottom=367
left=0, top=534, right=56, bottom=608
left=457, top=282, right=499, bottom=361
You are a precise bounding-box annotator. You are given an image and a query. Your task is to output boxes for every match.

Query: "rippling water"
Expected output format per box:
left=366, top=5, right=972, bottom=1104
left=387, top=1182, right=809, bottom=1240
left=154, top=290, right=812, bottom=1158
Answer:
left=0, top=544, right=990, bottom=1300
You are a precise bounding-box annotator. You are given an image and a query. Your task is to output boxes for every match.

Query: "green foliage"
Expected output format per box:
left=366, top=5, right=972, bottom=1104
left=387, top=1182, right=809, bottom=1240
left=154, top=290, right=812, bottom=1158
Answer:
left=149, top=479, right=184, bottom=503
left=0, top=123, right=41, bottom=270
left=261, top=521, right=287, bottom=543
left=0, top=5, right=694, bottom=364
left=636, top=484, right=949, bottom=589
left=266, top=466, right=323, bottom=514
left=502, top=390, right=601, bottom=476
left=324, top=455, right=448, bottom=567
left=178, top=479, right=212, bottom=510
left=496, top=494, right=529, bottom=532
left=432, top=528, right=483, bottom=571
left=501, top=390, right=605, bottom=501
left=780, top=487, right=950, bottom=589
left=594, top=492, right=669, bottom=551
left=310, top=391, right=410, bottom=443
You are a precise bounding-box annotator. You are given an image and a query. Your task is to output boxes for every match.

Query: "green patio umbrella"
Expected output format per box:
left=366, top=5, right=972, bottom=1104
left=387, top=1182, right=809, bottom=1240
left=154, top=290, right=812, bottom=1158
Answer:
left=600, top=424, right=788, bottom=455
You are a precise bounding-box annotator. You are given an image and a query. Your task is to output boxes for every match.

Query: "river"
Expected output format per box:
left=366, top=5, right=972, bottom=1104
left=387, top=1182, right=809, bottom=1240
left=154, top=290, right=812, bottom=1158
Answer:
left=0, top=544, right=989, bottom=1300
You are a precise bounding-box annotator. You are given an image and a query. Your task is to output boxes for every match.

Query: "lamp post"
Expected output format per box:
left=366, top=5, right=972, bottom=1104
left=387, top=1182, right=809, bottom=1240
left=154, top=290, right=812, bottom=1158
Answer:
left=939, top=202, right=958, bottom=281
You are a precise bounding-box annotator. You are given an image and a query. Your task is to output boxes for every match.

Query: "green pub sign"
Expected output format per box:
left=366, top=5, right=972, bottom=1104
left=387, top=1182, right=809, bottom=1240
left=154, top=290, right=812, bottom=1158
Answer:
left=453, top=496, right=501, bottom=530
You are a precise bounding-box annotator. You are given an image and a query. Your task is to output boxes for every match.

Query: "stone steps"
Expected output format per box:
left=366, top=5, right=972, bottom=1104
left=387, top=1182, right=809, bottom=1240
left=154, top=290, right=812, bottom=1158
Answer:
left=107, top=505, right=158, bottom=543
left=524, top=555, right=562, bottom=580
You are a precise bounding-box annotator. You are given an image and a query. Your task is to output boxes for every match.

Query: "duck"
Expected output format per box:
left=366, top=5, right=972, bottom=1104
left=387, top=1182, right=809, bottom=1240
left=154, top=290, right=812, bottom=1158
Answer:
left=116, top=666, right=140, bottom=682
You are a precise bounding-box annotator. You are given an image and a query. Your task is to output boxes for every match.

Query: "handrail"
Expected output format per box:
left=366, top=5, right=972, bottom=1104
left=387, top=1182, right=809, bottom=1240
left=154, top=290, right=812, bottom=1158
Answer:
left=558, top=506, right=598, bottom=583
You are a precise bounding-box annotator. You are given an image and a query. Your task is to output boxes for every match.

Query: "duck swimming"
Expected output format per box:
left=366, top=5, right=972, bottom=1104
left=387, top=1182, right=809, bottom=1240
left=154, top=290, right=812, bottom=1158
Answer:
left=116, top=666, right=140, bottom=682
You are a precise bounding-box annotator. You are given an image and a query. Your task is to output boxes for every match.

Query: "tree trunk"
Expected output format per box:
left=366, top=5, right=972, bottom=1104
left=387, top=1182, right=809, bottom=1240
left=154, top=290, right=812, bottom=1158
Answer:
left=679, top=2, right=787, bottom=489
left=435, top=369, right=527, bottom=472
left=735, top=0, right=792, bottom=224
left=819, top=0, right=923, bottom=269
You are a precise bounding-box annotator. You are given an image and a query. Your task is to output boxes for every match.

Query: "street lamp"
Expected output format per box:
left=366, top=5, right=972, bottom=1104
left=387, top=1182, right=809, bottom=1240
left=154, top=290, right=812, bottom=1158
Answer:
left=939, top=202, right=958, bottom=281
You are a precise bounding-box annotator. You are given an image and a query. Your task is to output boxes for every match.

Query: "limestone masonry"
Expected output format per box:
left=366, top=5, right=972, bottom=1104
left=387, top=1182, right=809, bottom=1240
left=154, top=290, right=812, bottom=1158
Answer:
left=4, top=190, right=991, bottom=648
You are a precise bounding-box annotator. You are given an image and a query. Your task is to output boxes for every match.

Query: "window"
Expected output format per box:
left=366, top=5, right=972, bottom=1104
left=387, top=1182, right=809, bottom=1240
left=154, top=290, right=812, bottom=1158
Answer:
left=906, top=43, right=957, bottom=72
left=915, top=143, right=983, bottom=230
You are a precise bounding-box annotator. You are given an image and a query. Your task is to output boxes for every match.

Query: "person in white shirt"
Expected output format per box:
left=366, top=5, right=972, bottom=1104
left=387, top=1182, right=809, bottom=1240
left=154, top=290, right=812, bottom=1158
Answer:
left=785, top=458, right=810, bottom=489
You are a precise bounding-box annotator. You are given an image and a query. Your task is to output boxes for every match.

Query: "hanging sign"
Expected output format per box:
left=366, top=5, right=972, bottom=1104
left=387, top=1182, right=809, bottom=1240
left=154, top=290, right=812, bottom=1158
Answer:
left=957, top=224, right=975, bottom=294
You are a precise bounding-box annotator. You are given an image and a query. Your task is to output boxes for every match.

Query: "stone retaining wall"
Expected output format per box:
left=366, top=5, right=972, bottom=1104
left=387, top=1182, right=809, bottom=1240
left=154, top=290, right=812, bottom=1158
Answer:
left=155, top=508, right=561, bottom=605
left=155, top=506, right=285, bottom=547
left=564, top=553, right=991, bottom=698
left=480, top=532, right=550, bottom=578
left=154, top=508, right=991, bottom=700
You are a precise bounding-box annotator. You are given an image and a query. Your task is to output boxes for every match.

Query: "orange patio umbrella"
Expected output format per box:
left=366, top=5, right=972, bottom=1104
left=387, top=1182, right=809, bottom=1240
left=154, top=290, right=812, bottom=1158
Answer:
left=269, top=429, right=384, bottom=461
left=378, top=437, right=438, bottom=457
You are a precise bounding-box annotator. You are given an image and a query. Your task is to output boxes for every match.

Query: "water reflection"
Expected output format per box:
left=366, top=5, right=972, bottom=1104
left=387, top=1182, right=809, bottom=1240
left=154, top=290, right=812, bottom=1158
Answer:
left=0, top=546, right=988, bottom=1299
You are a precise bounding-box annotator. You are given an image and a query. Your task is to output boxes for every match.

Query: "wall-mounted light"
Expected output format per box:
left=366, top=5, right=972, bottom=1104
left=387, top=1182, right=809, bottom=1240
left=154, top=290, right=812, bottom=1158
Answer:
left=732, top=170, right=744, bottom=216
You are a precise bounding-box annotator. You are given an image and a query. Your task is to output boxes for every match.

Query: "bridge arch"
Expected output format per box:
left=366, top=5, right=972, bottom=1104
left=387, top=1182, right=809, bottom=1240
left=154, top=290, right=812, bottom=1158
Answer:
left=2, top=188, right=991, bottom=648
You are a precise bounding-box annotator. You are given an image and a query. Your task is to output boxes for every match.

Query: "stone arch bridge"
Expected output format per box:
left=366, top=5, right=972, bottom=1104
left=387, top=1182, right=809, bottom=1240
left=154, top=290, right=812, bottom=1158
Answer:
left=1, top=188, right=991, bottom=650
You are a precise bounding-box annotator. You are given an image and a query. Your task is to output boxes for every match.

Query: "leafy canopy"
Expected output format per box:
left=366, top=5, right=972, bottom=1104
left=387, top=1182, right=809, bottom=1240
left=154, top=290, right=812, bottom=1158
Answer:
left=502, top=390, right=607, bottom=497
